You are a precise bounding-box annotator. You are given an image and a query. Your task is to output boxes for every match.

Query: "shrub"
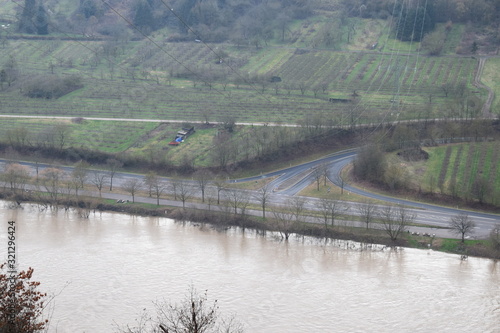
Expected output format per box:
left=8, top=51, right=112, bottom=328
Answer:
left=24, top=74, right=83, bottom=99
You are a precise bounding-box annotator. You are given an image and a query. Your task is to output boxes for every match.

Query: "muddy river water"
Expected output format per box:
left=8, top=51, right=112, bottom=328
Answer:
left=1, top=202, right=499, bottom=332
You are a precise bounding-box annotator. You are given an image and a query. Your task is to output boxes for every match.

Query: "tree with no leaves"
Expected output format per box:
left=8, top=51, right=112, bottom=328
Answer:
left=123, top=178, right=141, bottom=203
left=271, top=205, right=296, bottom=241
left=358, top=201, right=378, bottom=229
left=116, top=287, right=243, bottom=333
left=143, top=173, right=166, bottom=206
left=212, top=176, right=227, bottom=205
left=143, top=172, right=158, bottom=198
left=152, top=179, right=168, bottom=206
left=489, top=224, right=500, bottom=254
left=254, top=183, right=272, bottom=219
left=194, top=169, right=213, bottom=203
left=316, top=197, right=349, bottom=228
left=225, top=188, right=250, bottom=215
left=176, top=180, right=193, bottom=209
left=449, top=213, right=476, bottom=243
left=2, top=163, right=31, bottom=193
left=379, top=205, right=415, bottom=242
left=71, top=161, right=90, bottom=196
left=39, top=167, right=65, bottom=202
left=106, top=158, right=123, bottom=191
left=91, top=170, right=108, bottom=198
left=312, top=166, right=323, bottom=191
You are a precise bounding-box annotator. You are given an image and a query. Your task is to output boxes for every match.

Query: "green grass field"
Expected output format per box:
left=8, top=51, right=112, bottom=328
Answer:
left=481, top=57, right=500, bottom=112
left=422, top=142, right=500, bottom=205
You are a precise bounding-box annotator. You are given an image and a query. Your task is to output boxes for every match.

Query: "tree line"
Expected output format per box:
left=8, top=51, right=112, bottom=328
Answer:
left=342, top=0, right=500, bottom=26
left=3, top=157, right=498, bottom=251
left=13, top=0, right=313, bottom=44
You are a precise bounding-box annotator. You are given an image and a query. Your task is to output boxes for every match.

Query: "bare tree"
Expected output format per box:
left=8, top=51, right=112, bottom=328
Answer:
left=205, top=187, right=217, bottom=211
left=312, top=166, right=323, bottom=191
left=316, top=197, right=349, bottom=228
left=449, top=213, right=476, bottom=243
left=142, top=172, right=166, bottom=205
left=489, top=224, right=500, bottom=253
left=254, top=183, right=272, bottom=219
left=471, top=177, right=492, bottom=205
left=298, top=82, right=307, bottom=95
left=177, top=181, right=193, bottom=209
left=212, top=176, right=227, bottom=205
left=288, top=197, right=307, bottom=225
left=358, top=201, right=378, bottom=229
left=225, top=189, right=250, bottom=215
left=379, top=205, right=415, bottom=242
left=116, top=287, right=243, bottom=333
left=169, top=179, right=180, bottom=201
left=144, top=172, right=157, bottom=198
left=106, top=158, right=123, bottom=191
left=320, top=162, right=329, bottom=186
left=211, top=133, right=236, bottom=169
left=91, top=170, right=108, bottom=198
left=31, top=151, right=42, bottom=179
left=52, top=124, right=71, bottom=150
left=71, top=160, right=90, bottom=196
left=5, top=127, right=30, bottom=148
left=152, top=179, right=168, bottom=206
left=2, top=163, right=31, bottom=193
left=123, top=178, right=141, bottom=203
left=271, top=205, right=296, bottom=241
left=194, top=169, right=213, bottom=203
left=39, top=167, right=65, bottom=202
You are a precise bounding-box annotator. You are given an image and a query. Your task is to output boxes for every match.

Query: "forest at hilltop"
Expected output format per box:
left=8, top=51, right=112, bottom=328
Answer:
left=2, top=0, right=500, bottom=52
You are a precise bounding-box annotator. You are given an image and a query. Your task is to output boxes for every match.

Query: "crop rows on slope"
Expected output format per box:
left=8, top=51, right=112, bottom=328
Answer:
left=425, top=142, right=500, bottom=204
left=448, top=144, right=463, bottom=196
left=272, top=52, right=476, bottom=97
left=0, top=36, right=480, bottom=125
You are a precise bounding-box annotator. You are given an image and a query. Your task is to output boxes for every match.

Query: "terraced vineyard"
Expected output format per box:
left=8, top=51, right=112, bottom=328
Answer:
left=0, top=31, right=483, bottom=125
left=423, top=143, right=500, bottom=205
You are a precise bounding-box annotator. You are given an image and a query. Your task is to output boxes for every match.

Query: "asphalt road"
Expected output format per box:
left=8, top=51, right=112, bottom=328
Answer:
left=1, top=149, right=499, bottom=239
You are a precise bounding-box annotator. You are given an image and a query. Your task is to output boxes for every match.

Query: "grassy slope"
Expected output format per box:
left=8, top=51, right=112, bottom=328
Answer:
left=481, top=57, right=500, bottom=112
left=420, top=143, right=500, bottom=205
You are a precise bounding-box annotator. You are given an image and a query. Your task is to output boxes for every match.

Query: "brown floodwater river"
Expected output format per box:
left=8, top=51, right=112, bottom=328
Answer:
left=1, top=202, right=499, bottom=332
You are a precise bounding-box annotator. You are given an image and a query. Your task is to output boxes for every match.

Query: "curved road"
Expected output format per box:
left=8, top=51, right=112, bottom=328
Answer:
left=236, top=150, right=499, bottom=238
left=1, top=148, right=499, bottom=239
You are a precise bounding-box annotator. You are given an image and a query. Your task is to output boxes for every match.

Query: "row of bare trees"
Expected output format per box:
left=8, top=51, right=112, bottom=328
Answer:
left=0, top=161, right=490, bottom=246
left=1, top=162, right=111, bottom=202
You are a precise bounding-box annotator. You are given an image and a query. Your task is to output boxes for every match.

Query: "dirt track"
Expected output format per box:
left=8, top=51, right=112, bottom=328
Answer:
left=474, top=57, right=495, bottom=118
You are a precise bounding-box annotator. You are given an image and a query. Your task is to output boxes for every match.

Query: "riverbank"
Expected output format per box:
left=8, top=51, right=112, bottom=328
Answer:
left=3, top=190, right=499, bottom=260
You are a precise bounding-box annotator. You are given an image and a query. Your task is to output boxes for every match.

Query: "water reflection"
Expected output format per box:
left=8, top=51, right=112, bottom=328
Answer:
left=0, top=202, right=498, bottom=332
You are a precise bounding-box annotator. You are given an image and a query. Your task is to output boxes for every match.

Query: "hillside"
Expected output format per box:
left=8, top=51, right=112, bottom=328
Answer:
left=0, top=0, right=498, bottom=173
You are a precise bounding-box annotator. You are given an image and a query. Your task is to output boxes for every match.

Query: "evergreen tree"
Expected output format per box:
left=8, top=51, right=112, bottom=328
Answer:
left=17, top=0, right=37, bottom=34
left=133, top=0, right=155, bottom=33
left=81, top=0, right=97, bottom=19
left=35, top=4, right=49, bottom=35
left=175, top=0, right=198, bottom=32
